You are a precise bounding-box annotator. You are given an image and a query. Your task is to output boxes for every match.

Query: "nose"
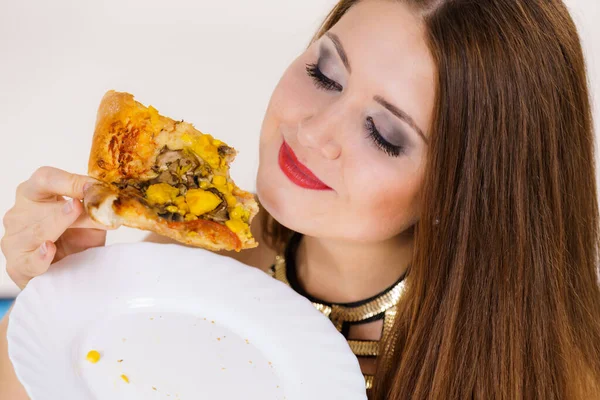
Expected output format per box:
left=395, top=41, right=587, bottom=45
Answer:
left=296, top=103, right=343, bottom=160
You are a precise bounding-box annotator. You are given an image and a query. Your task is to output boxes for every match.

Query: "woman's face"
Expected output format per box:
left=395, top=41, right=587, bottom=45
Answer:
left=257, top=0, right=436, bottom=242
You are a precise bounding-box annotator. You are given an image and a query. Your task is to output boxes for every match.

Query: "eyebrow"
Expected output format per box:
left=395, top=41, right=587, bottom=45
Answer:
left=324, top=32, right=428, bottom=144
left=325, top=32, right=351, bottom=73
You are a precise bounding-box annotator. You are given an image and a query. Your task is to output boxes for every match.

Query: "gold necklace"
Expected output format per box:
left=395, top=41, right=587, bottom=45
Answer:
left=268, top=254, right=407, bottom=390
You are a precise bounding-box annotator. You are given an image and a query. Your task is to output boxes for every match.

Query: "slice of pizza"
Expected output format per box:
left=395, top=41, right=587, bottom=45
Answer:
left=83, top=90, right=258, bottom=252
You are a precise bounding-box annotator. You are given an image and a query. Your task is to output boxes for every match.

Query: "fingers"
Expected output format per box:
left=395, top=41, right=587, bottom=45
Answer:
left=3, top=198, right=85, bottom=252
left=2, top=198, right=112, bottom=237
left=16, top=166, right=99, bottom=202
left=2, top=167, right=112, bottom=290
left=6, top=241, right=57, bottom=290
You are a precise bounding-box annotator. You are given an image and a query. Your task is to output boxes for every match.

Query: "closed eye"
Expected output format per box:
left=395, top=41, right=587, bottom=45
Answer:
left=306, top=63, right=343, bottom=92
left=366, top=117, right=405, bottom=157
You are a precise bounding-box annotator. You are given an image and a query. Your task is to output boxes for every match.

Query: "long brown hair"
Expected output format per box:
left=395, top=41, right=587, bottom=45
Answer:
left=262, top=0, right=600, bottom=398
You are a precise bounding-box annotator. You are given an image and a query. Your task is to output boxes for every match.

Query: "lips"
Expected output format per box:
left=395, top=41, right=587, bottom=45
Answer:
left=278, top=142, right=331, bottom=190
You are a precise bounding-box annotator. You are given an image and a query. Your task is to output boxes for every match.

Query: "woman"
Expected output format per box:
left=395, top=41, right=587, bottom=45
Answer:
left=2, top=0, right=600, bottom=398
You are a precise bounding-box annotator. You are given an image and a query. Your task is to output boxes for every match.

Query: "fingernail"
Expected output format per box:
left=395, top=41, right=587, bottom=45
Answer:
left=63, top=198, right=74, bottom=214
left=39, top=241, right=48, bottom=256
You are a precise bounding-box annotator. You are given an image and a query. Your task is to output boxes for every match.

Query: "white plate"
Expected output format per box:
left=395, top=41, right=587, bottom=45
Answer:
left=8, top=243, right=367, bottom=400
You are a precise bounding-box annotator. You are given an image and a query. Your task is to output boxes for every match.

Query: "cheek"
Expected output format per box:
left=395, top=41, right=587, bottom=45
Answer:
left=257, top=58, right=316, bottom=217
left=260, top=57, right=327, bottom=143
left=263, top=72, right=299, bottom=135
left=347, top=159, right=424, bottom=238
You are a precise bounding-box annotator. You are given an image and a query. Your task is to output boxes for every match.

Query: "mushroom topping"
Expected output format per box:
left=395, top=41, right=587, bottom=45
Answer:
left=178, top=157, right=196, bottom=173
left=218, top=145, right=236, bottom=159
left=187, top=175, right=199, bottom=189
left=115, top=144, right=240, bottom=226
left=158, top=211, right=184, bottom=223
left=167, top=159, right=180, bottom=174
left=204, top=188, right=229, bottom=222
left=155, top=148, right=201, bottom=173
left=156, top=148, right=185, bottom=167
left=150, top=170, right=179, bottom=186
left=194, top=163, right=211, bottom=178
left=177, top=183, right=188, bottom=196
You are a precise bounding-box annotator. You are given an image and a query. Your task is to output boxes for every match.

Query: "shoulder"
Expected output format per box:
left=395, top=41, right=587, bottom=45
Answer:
left=144, top=202, right=277, bottom=272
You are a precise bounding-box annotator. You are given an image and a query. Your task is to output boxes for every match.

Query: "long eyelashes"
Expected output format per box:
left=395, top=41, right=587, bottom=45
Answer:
left=305, top=62, right=404, bottom=158
left=305, top=63, right=343, bottom=92
left=366, top=117, right=404, bottom=157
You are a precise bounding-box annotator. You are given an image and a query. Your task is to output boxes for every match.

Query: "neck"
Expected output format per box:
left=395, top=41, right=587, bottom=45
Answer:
left=294, top=227, right=414, bottom=304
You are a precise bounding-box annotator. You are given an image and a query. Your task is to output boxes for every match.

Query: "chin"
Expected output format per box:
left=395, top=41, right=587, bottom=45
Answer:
left=258, top=177, right=415, bottom=243
left=255, top=179, right=307, bottom=238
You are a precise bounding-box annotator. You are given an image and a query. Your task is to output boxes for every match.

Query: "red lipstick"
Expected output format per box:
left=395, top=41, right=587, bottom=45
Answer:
left=278, top=142, right=331, bottom=190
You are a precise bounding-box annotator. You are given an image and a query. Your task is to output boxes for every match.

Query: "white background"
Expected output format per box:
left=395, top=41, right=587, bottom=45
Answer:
left=0, top=0, right=598, bottom=296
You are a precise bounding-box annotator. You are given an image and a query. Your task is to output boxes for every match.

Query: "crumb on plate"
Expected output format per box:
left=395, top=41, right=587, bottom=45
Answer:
left=86, top=350, right=101, bottom=364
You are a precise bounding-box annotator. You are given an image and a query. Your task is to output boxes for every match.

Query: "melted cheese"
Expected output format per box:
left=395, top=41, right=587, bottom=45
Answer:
left=181, top=133, right=221, bottom=169
left=212, top=175, right=237, bottom=207
left=225, top=219, right=248, bottom=233
left=225, top=195, right=238, bottom=207
left=146, top=183, right=179, bottom=205
left=212, top=175, right=227, bottom=187
left=186, top=189, right=222, bottom=216
left=230, top=205, right=250, bottom=222
left=185, top=213, right=198, bottom=221
left=174, top=196, right=190, bottom=213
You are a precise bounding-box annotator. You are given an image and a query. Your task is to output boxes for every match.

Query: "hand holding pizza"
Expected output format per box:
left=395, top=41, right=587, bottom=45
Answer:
left=1, top=90, right=258, bottom=290
left=1, top=167, right=110, bottom=289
